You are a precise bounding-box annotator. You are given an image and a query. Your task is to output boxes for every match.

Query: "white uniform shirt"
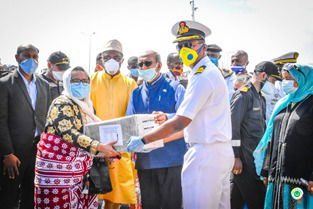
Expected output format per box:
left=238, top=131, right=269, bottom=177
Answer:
left=177, top=56, right=232, bottom=144
left=263, top=81, right=286, bottom=123
left=225, top=74, right=236, bottom=100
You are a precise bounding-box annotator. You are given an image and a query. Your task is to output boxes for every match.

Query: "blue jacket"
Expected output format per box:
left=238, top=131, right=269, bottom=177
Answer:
left=126, top=74, right=187, bottom=169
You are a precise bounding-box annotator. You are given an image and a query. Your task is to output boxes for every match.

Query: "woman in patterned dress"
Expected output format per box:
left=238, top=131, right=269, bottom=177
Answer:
left=34, top=66, right=120, bottom=209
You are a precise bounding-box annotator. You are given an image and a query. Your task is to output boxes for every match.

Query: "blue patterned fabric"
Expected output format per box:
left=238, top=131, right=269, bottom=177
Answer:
left=264, top=183, right=313, bottom=209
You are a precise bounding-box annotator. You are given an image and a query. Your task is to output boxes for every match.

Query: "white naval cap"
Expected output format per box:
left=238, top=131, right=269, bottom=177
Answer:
left=171, top=20, right=211, bottom=43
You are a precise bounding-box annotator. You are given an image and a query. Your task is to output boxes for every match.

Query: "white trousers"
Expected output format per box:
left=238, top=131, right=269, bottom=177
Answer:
left=182, top=141, right=234, bottom=209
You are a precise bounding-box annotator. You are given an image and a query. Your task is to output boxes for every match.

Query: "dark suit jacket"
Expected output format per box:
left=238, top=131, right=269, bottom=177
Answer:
left=0, top=71, right=51, bottom=160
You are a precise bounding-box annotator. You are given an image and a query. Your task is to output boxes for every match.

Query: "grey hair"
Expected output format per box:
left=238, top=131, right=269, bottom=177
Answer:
left=236, top=74, right=250, bottom=84
left=139, top=50, right=161, bottom=64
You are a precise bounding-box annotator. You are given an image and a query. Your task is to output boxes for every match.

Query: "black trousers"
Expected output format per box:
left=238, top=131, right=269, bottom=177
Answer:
left=138, top=166, right=183, bottom=209
left=230, top=168, right=266, bottom=209
left=0, top=143, right=37, bottom=209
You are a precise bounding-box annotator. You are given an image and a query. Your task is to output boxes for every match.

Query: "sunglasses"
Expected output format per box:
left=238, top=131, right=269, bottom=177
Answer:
left=70, top=79, right=90, bottom=84
left=138, top=61, right=153, bottom=68
left=176, top=42, right=193, bottom=51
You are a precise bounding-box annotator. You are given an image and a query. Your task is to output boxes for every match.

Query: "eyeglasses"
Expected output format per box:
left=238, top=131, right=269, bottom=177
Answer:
left=176, top=42, right=193, bottom=51
left=138, top=61, right=153, bottom=68
left=70, top=79, right=90, bottom=84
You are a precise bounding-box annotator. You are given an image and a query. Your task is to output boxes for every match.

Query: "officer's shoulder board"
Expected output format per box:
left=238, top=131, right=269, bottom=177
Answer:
left=239, top=86, right=250, bottom=92
left=220, top=68, right=233, bottom=78
left=195, top=65, right=206, bottom=75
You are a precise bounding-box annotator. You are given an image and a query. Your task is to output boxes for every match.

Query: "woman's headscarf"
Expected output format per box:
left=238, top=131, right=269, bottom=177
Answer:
left=62, top=67, right=101, bottom=123
left=254, top=64, right=313, bottom=177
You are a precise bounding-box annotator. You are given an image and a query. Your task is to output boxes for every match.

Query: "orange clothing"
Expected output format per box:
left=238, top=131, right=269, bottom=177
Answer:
left=90, top=71, right=137, bottom=120
left=90, top=71, right=138, bottom=204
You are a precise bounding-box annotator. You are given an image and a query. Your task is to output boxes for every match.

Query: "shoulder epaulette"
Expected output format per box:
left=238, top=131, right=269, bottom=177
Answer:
left=240, top=86, right=249, bottom=92
left=195, top=65, right=206, bottom=74
left=220, top=68, right=233, bottom=78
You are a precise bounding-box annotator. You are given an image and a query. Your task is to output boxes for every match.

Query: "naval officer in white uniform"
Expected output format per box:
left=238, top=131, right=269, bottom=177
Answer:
left=127, top=20, right=234, bottom=209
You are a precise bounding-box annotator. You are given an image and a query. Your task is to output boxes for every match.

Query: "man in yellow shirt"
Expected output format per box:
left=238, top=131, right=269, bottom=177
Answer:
left=90, top=39, right=138, bottom=209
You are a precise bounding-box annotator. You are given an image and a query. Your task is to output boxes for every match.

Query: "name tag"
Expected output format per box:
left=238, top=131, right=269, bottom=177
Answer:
left=253, top=107, right=260, bottom=111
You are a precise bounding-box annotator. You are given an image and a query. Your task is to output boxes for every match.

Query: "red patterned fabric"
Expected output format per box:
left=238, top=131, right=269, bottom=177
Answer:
left=34, top=133, right=98, bottom=209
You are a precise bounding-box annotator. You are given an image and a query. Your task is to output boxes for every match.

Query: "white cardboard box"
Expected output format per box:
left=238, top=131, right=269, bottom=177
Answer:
left=84, top=114, right=163, bottom=152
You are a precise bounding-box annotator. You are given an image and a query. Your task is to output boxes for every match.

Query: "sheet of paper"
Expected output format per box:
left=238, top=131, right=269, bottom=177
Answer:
left=99, top=124, right=123, bottom=146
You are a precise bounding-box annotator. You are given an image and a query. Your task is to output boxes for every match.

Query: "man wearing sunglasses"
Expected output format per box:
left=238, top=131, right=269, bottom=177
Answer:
left=127, top=20, right=234, bottom=209
left=126, top=50, right=186, bottom=209
left=90, top=39, right=138, bottom=209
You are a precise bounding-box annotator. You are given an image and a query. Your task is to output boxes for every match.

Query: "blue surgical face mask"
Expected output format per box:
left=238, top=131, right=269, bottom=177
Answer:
left=261, top=81, right=275, bottom=95
left=282, top=80, right=298, bottom=94
left=130, top=68, right=139, bottom=77
left=231, top=65, right=245, bottom=74
left=209, top=56, right=218, bottom=66
left=138, top=68, right=157, bottom=82
left=70, top=83, right=90, bottom=99
left=19, top=58, right=38, bottom=75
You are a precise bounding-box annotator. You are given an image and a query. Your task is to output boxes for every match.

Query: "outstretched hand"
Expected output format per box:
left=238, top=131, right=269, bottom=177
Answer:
left=97, top=141, right=121, bottom=158
left=126, top=136, right=151, bottom=153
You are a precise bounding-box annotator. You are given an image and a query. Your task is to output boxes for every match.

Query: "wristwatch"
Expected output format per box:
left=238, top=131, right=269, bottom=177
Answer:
left=141, top=137, right=146, bottom=144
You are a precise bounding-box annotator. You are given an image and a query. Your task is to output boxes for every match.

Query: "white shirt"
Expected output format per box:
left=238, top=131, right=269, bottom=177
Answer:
left=263, top=81, right=286, bottom=123
left=177, top=56, right=232, bottom=144
left=225, top=74, right=236, bottom=100
left=18, top=70, right=38, bottom=136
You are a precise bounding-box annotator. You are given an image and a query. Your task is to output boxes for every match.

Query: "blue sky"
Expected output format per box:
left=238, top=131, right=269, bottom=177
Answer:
left=0, top=0, right=312, bottom=74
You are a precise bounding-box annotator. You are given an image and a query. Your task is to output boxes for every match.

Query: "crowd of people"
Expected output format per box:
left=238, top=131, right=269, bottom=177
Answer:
left=0, top=19, right=312, bottom=209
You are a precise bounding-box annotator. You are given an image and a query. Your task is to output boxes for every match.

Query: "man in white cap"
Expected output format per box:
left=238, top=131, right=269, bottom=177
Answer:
left=127, top=20, right=234, bottom=209
left=90, top=39, right=138, bottom=209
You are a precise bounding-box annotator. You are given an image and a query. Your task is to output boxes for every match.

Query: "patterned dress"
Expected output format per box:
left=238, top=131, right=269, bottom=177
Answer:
left=34, top=95, right=100, bottom=209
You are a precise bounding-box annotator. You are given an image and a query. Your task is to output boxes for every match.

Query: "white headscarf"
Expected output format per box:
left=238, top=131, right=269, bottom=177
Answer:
left=62, top=67, right=101, bottom=124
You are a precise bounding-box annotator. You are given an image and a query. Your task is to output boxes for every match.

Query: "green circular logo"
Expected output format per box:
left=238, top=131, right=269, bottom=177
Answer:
left=291, top=187, right=303, bottom=200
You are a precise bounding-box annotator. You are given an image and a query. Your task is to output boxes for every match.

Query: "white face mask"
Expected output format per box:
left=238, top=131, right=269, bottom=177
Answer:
left=52, top=71, right=65, bottom=81
left=261, top=81, right=275, bottom=96
left=104, top=59, right=120, bottom=75
left=282, top=80, right=298, bottom=94
left=138, top=67, right=157, bottom=82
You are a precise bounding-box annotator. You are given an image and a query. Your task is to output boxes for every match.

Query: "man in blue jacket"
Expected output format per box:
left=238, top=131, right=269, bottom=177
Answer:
left=126, top=50, right=186, bottom=209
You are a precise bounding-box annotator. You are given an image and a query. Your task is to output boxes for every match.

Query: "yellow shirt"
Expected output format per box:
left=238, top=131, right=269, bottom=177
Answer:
left=91, top=71, right=137, bottom=120
left=90, top=71, right=138, bottom=204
